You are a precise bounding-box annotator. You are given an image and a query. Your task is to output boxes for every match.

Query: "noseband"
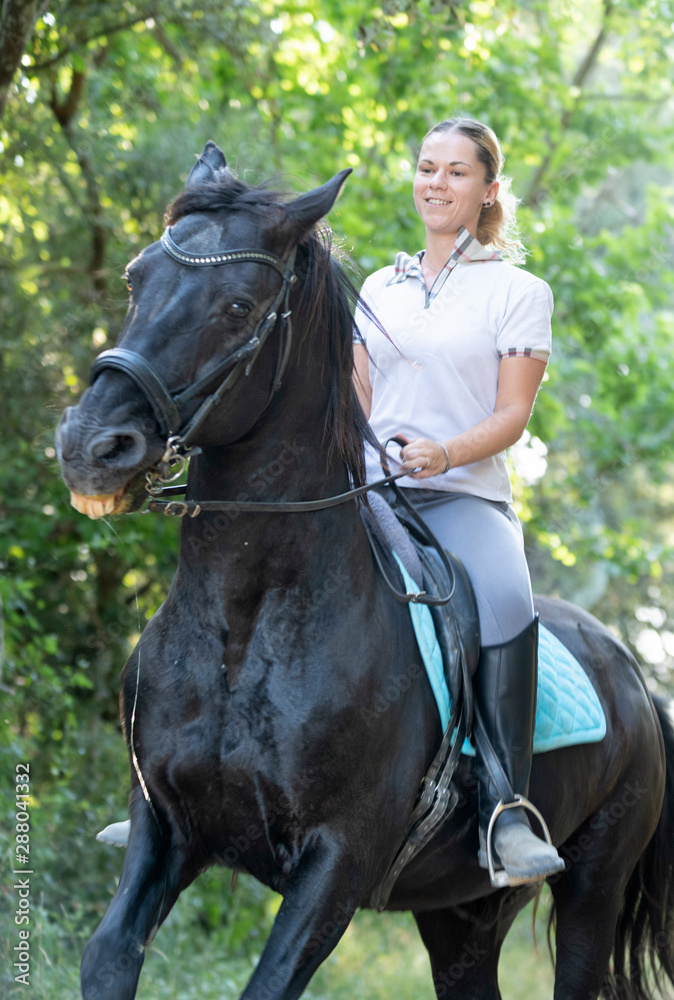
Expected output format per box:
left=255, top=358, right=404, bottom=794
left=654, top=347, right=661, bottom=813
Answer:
left=89, top=227, right=298, bottom=485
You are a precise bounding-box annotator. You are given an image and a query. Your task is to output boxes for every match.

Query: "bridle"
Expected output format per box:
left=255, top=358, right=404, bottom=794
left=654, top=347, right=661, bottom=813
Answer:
left=87, top=230, right=435, bottom=571
left=89, top=226, right=299, bottom=490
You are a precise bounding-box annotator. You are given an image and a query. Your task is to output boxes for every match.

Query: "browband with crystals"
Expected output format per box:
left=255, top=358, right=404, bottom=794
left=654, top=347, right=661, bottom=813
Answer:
left=160, top=228, right=287, bottom=276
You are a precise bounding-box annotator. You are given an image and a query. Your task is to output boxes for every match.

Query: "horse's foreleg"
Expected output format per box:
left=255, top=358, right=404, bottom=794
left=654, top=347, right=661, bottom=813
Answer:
left=238, top=831, right=360, bottom=1000
left=80, top=794, right=184, bottom=1000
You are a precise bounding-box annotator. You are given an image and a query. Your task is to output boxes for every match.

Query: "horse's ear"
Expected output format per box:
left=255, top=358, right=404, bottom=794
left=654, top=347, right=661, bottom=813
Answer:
left=186, top=141, right=228, bottom=187
left=284, top=168, right=352, bottom=236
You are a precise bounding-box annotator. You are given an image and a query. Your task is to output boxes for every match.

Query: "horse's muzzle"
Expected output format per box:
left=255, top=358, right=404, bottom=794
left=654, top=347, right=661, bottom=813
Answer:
left=56, top=405, right=158, bottom=517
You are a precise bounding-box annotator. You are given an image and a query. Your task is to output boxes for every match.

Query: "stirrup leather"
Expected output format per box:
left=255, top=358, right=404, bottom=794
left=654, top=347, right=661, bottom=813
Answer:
left=485, top=794, right=555, bottom=888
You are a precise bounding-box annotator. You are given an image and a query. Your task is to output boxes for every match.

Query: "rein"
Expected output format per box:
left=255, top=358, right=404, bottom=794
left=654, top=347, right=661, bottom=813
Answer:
left=145, top=472, right=410, bottom=517
left=89, top=228, right=422, bottom=516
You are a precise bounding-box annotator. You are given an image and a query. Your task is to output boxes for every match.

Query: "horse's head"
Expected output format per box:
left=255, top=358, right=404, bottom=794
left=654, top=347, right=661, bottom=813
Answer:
left=56, top=142, right=351, bottom=518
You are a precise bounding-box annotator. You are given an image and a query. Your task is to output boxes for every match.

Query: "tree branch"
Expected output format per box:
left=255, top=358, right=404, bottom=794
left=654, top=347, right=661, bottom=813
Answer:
left=524, top=0, right=615, bottom=209
left=152, top=20, right=182, bottom=69
left=49, top=68, right=85, bottom=126
left=28, top=10, right=157, bottom=71
left=70, top=128, right=108, bottom=298
left=48, top=66, right=107, bottom=298
left=578, top=92, right=671, bottom=104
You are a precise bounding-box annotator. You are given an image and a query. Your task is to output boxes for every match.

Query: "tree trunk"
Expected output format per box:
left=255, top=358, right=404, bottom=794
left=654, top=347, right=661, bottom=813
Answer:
left=0, top=0, right=47, bottom=119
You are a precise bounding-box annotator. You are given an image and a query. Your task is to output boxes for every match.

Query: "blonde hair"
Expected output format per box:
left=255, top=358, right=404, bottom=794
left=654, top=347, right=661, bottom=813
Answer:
left=419, top=118, right=526, bottom=264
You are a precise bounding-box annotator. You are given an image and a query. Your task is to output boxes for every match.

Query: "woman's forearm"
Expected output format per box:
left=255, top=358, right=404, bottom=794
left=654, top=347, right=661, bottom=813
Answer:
left=442, top=404, right=531, bottom=468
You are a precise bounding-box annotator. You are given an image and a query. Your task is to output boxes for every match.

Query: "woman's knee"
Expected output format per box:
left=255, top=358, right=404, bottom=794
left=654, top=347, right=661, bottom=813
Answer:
left=476, top=580, right=534, bottom=644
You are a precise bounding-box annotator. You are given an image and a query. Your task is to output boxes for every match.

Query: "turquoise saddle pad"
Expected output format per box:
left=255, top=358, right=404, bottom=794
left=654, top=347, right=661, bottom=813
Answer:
left=395, top=556, right=606, bottom=755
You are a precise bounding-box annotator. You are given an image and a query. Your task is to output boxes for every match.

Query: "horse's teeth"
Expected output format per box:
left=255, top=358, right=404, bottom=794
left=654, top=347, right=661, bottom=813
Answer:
left=69, top=488, right=125, bottom=519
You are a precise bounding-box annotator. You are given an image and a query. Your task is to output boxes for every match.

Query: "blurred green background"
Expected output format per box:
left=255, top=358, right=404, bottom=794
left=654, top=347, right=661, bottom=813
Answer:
left=1, top=0, right=673, bottom=996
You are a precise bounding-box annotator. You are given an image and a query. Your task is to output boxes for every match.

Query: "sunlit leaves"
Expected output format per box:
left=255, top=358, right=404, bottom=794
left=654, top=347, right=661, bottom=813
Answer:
left=1, top=6, right=674, bottom=940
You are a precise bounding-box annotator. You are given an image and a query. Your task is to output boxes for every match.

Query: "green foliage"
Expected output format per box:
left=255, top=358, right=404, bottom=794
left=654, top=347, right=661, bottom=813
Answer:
left=1, top=0, right=674, bottom=993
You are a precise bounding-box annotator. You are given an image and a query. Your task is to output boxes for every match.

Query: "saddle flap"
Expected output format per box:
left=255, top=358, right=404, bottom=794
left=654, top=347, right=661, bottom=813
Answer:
left=360, top=496, right=481, bottom=712
left=391, top=504, right=480, bottom=691
left=425, top=547, right=480, bottom=698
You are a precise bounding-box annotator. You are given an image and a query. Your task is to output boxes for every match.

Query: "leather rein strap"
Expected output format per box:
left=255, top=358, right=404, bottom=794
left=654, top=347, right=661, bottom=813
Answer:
left=146, top=472, right=411, bottom=517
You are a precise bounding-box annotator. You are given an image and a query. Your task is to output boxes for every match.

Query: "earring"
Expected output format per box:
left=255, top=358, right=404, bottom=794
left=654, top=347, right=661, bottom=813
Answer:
left=483, top=201, right=491, bottom=207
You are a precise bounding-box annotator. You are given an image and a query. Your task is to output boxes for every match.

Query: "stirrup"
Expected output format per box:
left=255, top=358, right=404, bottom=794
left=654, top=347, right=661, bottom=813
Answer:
left=485, top=794, right=556, bottom=888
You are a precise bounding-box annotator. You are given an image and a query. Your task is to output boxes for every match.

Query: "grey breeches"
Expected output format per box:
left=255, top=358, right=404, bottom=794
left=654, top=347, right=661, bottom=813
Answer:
left=394, top=488, right=535, bottom=647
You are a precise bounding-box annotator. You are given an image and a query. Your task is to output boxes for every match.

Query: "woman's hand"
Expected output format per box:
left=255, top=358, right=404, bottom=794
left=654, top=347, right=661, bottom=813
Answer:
left=399, top=436, right=450, bottom=479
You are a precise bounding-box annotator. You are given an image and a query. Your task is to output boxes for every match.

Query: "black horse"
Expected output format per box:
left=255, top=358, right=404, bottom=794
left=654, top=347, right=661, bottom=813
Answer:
left=57, top=142, right=674, bottom=1000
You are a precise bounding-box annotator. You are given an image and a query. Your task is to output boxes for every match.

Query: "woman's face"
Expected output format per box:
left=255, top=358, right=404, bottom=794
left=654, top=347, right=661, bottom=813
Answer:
left=413, top=129, right=498, bottom=241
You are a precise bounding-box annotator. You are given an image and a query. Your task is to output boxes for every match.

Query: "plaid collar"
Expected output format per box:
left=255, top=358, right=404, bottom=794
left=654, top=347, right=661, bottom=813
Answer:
left=386, top=226, right=502, bottom=297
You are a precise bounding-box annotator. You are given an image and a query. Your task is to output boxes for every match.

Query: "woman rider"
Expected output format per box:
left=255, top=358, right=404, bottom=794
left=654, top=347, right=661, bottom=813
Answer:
left=353, top=117, right=565, bottom=884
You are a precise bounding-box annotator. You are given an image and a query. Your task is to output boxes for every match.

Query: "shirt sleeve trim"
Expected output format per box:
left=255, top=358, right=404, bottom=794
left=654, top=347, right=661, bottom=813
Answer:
left=498, top=347, right=550, bottom=364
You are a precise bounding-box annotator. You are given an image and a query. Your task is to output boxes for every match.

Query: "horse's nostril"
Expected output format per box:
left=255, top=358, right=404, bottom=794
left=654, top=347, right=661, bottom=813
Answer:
left=90, top=431, right=146, bottom=465
left=93, top=436, right=132, bottom=460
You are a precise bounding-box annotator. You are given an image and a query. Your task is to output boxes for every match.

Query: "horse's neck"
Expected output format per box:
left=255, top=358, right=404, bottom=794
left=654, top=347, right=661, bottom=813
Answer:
left=175, top=414, right=365, bottom=588
left=170, top=418, right=371, bottom=679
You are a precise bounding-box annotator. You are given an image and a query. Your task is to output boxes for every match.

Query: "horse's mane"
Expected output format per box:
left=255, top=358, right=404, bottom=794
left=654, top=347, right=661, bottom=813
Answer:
left=165, top=178, right=381, bottom=489
left=166, top=177, right=283, bottom=219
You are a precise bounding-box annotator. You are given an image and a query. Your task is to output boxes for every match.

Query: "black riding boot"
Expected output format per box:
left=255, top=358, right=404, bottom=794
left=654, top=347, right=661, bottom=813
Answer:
left=475, top=617, right=564, bottom=884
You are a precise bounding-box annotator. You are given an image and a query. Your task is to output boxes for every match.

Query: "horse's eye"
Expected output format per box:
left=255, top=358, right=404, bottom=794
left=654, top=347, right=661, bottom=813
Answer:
left=226, top=302, right=251, bottom=318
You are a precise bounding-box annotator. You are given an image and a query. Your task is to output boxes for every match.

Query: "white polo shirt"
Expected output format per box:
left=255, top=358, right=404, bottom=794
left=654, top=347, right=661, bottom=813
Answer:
left=356, top=229, right=553, bottom=502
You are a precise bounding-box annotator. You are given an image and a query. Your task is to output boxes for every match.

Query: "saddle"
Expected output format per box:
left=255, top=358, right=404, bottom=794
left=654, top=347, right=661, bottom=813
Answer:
left=360, top=485, right=481, bottom=909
